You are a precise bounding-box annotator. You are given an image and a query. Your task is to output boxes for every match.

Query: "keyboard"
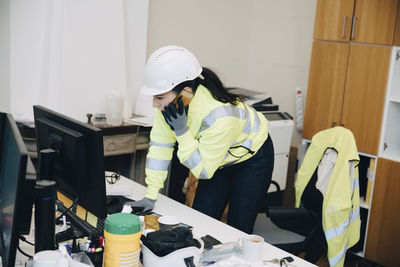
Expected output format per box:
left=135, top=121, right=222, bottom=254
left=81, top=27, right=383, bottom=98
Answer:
left=55, top=195, right=147, bottom=242
left=56, top=225, right=86, bottom=244
left=56, top=201, right=105, bottom=238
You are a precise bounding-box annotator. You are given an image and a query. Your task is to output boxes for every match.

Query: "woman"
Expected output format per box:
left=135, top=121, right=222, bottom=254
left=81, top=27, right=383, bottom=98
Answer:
left=129, top=45, right=274, bottom=234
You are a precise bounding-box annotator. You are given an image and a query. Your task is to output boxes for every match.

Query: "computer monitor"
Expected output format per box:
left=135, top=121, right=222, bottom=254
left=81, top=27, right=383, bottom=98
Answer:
left=33, top=105, right=107, bottom=219
left=0, top=112, right=36, bottom=267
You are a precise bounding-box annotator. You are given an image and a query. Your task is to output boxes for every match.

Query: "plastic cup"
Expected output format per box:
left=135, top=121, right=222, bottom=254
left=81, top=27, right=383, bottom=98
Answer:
left=158, top=215, right=181, bottom=230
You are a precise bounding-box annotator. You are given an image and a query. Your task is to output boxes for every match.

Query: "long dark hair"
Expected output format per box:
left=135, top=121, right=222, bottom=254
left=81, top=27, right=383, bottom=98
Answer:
left=172, top=67, right=241, bottom=106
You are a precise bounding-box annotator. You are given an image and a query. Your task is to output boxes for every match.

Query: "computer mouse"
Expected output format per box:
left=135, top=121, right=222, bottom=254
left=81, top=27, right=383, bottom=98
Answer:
left=130, top=206, right=145, bottom=214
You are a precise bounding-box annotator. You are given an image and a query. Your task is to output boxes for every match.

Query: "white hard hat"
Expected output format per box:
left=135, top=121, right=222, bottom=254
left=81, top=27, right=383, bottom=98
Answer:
left=140, top=45, right=203, bottom=96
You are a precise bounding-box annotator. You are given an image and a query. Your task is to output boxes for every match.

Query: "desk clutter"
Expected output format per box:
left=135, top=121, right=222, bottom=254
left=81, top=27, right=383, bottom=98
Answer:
left=28, top=187, right=280, bottom=267
left=6, top=173, right=305, bottom=267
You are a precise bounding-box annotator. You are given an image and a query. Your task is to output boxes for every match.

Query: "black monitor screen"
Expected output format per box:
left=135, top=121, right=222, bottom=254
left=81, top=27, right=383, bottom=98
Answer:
left=0, top=112, right=29, bottom=267
left=35, top=117, right=85, bottom=198
left=33, top=105, right=107, bottom=219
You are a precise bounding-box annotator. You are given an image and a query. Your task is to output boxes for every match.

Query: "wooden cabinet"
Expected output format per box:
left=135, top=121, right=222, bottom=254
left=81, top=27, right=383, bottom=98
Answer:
left=353, top=0, right=398, bottom=45
left=313, top=0, right=399, bottom=45
left=303, top=42, right=391, bottom=155
left=303, top=41, right=349, bottom=139
left=365, top=158, right=400, bottom=267
left=341, top=44, right=391, bottom=155
left=304, top=2, right=400, bottom=265
left=313, top=0, right=355, bottom=41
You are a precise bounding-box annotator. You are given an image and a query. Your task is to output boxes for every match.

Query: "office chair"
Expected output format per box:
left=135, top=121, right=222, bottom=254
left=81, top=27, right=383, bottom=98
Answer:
left=254, top=170, right=324, bottom=263
left=256, top=127, right=360, bottom=266
left=265, top=168, right=327, bottom=263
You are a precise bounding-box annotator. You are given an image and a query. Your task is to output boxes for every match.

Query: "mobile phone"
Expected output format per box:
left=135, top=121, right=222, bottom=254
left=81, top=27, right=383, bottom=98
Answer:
left=173, top=90, right=193, bottom=107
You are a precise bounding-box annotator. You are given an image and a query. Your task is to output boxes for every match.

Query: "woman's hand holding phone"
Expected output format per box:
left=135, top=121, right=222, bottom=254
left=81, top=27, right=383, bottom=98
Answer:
left=162, top=97, right=189, bottom=136
left=174, top=90, right=193, bottom=107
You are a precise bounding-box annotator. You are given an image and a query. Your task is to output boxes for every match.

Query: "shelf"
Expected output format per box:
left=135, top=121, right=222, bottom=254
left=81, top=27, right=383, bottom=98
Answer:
left=360, top=199, right=370, bottom=209
left=389, top=98, right=400, bottom=103
left=358, top=151, right=377, bottom=159
left=379, top=153, right=400, bottom=163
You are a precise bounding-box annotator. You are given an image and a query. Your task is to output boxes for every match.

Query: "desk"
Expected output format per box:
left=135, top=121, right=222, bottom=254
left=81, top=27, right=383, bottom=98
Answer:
left=126, top=178, right=316, bottom=267
left=17, top=121, right=152, bottom=183
left=95, top=122, right=151, bottom=182
left=4, top=177, right=316, bottom=267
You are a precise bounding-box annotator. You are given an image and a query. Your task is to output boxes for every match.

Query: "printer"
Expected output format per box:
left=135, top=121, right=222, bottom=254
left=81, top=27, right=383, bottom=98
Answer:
left=262, top=112, right=294, bottom=193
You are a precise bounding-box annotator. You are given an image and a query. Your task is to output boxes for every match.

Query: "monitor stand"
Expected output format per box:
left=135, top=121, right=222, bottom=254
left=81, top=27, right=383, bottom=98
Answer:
left=38, top=149, right=57, bottom=180
left=34, top=180, right=57, bottom=253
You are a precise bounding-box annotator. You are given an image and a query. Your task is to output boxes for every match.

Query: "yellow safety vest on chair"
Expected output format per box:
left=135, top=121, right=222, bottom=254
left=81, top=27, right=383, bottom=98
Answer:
left=296, top=127, right=361, bottom=267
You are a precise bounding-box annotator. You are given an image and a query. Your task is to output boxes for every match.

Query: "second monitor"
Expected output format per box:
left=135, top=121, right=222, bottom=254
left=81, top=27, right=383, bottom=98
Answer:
left=33, top=105, right=107, bottom=220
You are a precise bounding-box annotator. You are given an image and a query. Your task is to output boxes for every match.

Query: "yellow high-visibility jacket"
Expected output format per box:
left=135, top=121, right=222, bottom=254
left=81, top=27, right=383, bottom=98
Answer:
left=144, top=84, right=269, bottom=200
left=295, top=127, right=360, bottom=267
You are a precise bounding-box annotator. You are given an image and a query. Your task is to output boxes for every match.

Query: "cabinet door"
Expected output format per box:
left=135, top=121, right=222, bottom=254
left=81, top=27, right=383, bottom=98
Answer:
left=365, top=158, right=400, bottom=267
left=341, top=44, right=391, bottom=155
left=303, top=41, right=349, bottom=139
left=352, top=0, right=398, bottom=45
left=313, top=0, right=355, bottom=41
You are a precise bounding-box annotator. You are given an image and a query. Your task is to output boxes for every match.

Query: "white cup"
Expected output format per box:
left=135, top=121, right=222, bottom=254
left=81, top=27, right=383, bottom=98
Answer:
left=158, top=215, right=181, bottom=230
left=238, top=234, right=264, bottom=262
left=33, top=250, right=68, bottom=267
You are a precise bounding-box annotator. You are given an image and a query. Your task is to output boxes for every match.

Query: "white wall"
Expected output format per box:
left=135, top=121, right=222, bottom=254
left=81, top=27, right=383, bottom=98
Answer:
left=147, top=0, right=316, bottom=146
left=2, top=0, right=148, bottom=122
left=0, top=0, right=10, bottom=112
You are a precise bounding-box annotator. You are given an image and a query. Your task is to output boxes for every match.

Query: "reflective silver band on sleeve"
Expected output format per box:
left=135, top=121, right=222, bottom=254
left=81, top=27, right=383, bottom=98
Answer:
left=198, top=168, right=210, bottom=179
left=182, top=149, right=202, bottom=170
left=199, top=106, right=247, bottom=132
left=181, top=150, right=211, bottom=179
left=252, top=110, right=260, bottom=133
left=241, top=139, right=253, bottom=151
left=149, top=141, right=175, bottom=148
left=146, top=158, right=170, bottom=171
left=199, top=105, right=261, bottom=136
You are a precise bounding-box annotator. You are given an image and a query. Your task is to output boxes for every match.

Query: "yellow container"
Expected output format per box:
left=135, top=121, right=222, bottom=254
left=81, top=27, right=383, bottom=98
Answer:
left=104, top=213, right=141, bottom=267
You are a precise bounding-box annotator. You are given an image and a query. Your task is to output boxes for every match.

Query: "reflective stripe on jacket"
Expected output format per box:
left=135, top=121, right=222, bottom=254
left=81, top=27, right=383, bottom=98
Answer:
left=295, top=127, right=360, bottom=267
left=144, top=84, right=269, bottom=199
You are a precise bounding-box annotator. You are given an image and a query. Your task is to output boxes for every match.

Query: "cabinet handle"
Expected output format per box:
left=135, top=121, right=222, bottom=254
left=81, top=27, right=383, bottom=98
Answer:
left=351, top=17, right=357, bottom=40
left=341, top=16, right=348, bottom=39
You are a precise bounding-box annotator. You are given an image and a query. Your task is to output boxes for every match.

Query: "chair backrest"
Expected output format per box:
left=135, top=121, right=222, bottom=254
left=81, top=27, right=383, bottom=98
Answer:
left=299, top=166, right=327, bottom=262
left=296, top=127, right=360, bottom=266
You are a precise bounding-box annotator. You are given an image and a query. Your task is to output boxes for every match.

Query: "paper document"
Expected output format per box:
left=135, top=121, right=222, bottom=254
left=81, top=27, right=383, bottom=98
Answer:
left=125, top=116, right=154, bottom=127
left=105, top=172, right=134, bottom=196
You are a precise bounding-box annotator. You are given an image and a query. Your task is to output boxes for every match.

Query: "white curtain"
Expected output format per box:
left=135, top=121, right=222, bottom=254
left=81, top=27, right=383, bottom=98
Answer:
left=5, top=0, right=149, bottom=122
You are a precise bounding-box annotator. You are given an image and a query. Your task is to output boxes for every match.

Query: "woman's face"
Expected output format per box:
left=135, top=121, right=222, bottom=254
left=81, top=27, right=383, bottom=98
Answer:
left=152, top=90, right=177, bottom=111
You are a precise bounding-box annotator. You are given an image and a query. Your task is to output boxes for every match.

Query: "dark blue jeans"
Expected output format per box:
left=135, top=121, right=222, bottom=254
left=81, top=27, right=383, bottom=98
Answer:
left=192, top=134, right=274, bottom=234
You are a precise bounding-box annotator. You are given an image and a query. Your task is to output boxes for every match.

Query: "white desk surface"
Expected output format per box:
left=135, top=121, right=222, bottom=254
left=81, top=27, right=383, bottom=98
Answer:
left=2, top=177, right=316, bottom=267
left=126, top=178, right=316, bottom=267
